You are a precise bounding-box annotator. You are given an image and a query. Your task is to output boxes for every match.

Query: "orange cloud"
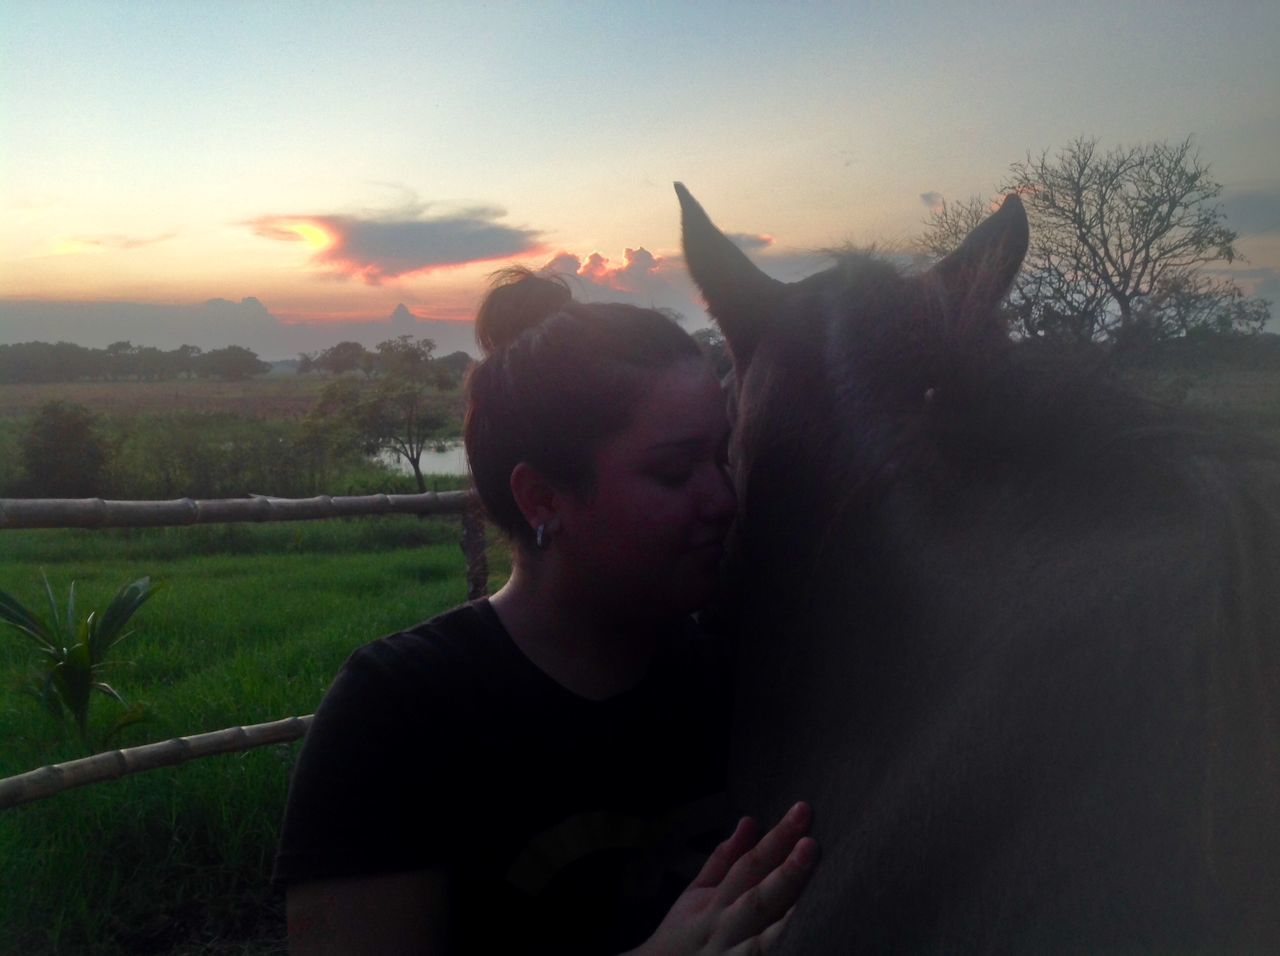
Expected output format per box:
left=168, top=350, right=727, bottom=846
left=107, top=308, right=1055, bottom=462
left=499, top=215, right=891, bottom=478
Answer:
left=251, top=219, right=337, bottom=250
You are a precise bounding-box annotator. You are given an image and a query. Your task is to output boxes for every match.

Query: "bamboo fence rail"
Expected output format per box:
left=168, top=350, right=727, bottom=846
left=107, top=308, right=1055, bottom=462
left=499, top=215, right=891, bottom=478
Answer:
left=1, top=488, right=491, bottom=807
left=0, top=490, right=472, bottom=529
left=0, top=715, right=314, bottom=810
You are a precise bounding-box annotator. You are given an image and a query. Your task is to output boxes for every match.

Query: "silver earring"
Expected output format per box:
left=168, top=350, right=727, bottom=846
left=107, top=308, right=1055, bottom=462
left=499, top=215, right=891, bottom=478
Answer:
left=535, top=523, right=547, bottom=550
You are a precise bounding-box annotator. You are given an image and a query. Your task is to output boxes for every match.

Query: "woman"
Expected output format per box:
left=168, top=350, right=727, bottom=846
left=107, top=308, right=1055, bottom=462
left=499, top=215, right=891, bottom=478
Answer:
left=276, top=270, right=816, bottom=954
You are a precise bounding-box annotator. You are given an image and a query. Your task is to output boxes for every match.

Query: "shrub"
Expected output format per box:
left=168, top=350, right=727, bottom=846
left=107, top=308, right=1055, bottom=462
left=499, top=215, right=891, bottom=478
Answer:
left=0, top=574, right=160, bottom=751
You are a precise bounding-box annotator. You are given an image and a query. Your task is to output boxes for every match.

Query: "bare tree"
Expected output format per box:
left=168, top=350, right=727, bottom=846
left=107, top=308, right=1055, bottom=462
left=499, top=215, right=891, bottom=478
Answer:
left=1007, top=136, right=1254, bottom=346
left=919, top=196, right=990, bottom=260
left=920, top=137, right=1268, bottom=347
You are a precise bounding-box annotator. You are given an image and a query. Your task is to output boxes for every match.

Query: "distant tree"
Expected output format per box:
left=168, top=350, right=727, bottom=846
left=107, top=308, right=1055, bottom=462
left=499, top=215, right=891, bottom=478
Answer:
left=0, top=342, right=97, bottom=383
left=52, top=341, right=101, bottom=382
left=312, top=341, right=370, bottom=376
left=431, top=350, right=473, bottom=389
left=920, top=136, right=1270, bottom=348
left=296, top=351, right=316, bottom=375
left=19, top=400, right=109, bottom=497
left=105, top=341, right=137, bottom=381
left=357, top=349, right=381, bottom=379
left=310, top=336, right=445, bottom=491
left=133, top=346, right=167, bottom=381
left=166, top=344, right=202, bottom=379
left=436, top=351, right=473, bottom=376
left=196, top=345, right=271, bottom=381
left=374, top=334, right=435, bottom=379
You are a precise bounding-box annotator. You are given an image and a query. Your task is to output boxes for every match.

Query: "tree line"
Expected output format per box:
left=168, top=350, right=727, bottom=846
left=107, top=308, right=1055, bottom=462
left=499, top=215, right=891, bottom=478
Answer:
left=1, top=335, right=473, bottom=499
left=298, top=338, right=472, bottom=385
left=0, top=341, right=272, bottom=384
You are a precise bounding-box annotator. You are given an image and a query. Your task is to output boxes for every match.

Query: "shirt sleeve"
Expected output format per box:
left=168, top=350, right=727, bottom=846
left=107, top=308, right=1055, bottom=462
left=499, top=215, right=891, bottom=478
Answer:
left=273, top=637, right=465, bottom=886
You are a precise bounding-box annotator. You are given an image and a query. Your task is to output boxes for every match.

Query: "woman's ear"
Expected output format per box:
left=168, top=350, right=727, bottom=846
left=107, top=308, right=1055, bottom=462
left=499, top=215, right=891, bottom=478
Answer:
left=509, top=462, right=562, bottom=539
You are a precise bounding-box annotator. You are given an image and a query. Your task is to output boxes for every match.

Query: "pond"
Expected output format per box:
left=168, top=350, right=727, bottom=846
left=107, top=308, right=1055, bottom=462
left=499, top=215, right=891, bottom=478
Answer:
left=376, top=442, right=470, bottom=478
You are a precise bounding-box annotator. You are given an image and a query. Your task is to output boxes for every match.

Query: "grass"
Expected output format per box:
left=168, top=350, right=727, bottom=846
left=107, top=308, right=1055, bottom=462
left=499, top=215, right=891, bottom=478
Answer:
left=0, top=518, right=510, bottom=955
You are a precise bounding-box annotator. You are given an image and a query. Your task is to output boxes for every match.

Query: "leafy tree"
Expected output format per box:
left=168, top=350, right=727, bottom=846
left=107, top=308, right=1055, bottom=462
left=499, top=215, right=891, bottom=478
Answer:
left=374, top=334, right=435, bottom=379
left=133, top=345, right=167, bottom=381
left=19, top=400, right=109, bottom=497
left=195, top=345, right=271, bottom=381
left=105, top=340, right=137, bottom=380
left=166, top=344, right=203, bottom=379
left=102, top=413, right=369, bottom=499
left=434, top=350, right=474, bottom=389
left=291, top=415, right=361, bottom=495
left=310, top=336, right=446, bottom=491
left=921, top=136, right=1270, bottom=348
left=0, top=341, right=98, bottom=383
left=312, top=340, right=371, bottom=376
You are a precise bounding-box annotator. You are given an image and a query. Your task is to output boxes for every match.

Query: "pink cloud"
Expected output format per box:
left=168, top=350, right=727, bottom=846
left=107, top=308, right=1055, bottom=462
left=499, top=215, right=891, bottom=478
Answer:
left=542, top=246, right=668, bottom=293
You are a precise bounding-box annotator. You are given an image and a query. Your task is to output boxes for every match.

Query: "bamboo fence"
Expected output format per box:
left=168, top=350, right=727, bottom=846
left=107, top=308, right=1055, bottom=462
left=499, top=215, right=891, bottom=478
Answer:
left=0, top=490, right=472, bottom=529
left=0, top=716, right=314, bottom=809
left=0, top=489, right=491, bottom=808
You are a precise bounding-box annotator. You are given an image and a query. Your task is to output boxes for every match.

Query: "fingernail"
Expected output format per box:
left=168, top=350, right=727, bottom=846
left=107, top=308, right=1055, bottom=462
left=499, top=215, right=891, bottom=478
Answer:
left=788, top=801, right=810, bottom=825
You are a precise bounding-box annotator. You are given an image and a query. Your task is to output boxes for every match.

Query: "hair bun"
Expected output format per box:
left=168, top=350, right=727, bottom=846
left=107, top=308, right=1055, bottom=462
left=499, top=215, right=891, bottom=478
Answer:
left=475, top=268, right=572, bottom=355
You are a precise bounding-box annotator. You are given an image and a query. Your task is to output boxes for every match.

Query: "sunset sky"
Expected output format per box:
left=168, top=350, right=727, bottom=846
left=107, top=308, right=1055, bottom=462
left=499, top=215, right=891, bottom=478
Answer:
left=3, top=1, right=1278, bottom=357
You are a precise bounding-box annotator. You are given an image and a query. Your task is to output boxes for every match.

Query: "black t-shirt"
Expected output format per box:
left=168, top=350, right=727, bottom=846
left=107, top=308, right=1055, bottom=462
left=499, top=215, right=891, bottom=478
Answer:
left=275, top=600, right=731, bottom=954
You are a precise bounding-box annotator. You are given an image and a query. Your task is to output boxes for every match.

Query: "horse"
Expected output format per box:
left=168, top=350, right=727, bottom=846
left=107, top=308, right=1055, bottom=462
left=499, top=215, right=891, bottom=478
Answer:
left=677, top=184, right=1280, bottom=953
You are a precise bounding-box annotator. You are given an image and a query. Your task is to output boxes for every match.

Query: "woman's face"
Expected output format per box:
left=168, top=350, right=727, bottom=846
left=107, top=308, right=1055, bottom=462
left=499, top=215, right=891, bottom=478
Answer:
left=555, top=357, right=737, bottom=619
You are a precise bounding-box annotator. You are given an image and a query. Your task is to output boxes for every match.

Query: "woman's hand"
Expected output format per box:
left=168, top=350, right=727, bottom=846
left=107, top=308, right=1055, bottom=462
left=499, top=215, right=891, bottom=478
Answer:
left=630, top=801, right=818, bottom=955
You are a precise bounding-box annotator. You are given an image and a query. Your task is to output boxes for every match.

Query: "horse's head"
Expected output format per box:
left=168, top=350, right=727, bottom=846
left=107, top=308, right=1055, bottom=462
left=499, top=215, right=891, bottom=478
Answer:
left=678, top=184, right=1029, bottom=570
left=677, top=183, right=1026, bottom=375
left=677, top=184, right=1027, bottom=429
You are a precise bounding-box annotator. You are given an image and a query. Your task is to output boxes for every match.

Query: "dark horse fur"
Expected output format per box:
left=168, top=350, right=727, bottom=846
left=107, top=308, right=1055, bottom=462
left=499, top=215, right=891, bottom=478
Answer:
left=678, top=184, right=1280, bottom=953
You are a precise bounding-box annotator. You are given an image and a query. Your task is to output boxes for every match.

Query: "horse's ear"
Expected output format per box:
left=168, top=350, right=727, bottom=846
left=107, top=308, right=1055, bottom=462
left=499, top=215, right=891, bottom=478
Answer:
left=929, top=193, right=1029, bottom=318
left=677, top=182, right=785, bottom=371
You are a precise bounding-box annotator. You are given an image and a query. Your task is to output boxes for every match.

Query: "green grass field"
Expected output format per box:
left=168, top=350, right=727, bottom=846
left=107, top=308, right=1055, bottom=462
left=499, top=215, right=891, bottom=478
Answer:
left=0, top=518, right=509, bottom=955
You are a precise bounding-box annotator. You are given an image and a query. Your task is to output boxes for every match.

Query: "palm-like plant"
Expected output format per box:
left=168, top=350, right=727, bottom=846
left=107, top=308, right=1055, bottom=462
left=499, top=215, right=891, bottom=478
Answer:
left=0, top=574, right=160, bottom=751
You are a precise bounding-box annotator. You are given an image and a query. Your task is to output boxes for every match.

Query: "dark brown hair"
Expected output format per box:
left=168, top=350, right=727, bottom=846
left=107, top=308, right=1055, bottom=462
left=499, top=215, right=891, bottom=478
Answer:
left=465, top=268, right=701, bottom=547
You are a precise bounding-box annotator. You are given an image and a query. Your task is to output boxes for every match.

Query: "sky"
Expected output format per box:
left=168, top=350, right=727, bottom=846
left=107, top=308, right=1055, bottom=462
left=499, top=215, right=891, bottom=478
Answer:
left=2, top=0, right=1278, bottom=358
